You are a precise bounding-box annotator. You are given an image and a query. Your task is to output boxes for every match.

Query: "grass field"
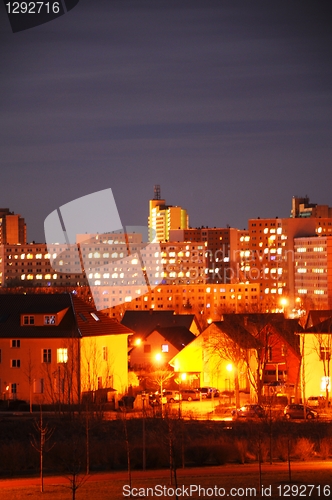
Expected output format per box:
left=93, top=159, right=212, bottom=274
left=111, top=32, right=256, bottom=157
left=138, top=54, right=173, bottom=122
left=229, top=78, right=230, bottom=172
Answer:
left=1, top=462, right=332, bottom=500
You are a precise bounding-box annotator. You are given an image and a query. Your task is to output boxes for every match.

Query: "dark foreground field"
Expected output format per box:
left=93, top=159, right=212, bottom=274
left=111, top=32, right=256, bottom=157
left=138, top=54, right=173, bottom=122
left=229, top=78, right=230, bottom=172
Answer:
left=1, top=462, right=331, bottom=499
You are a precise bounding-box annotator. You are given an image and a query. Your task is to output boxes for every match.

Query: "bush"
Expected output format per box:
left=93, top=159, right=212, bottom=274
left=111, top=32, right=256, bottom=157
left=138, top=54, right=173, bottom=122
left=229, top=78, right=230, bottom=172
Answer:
left=294, top=438, right=315, bottom=461
left=319, top=438, right=332, bottom=460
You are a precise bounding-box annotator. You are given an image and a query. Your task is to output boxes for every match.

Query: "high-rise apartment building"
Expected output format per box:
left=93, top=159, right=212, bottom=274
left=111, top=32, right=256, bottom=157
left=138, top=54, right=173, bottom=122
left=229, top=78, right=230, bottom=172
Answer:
left=290, top=196, right=332, bottom=219
left=169, top=227, right=250, bottom=284
left=0, top=243, right=87, bottom=288
left=294, top=235, right=332, bottom=309
left=148, top=185, right=188, bottom=242
left=247, top=215, right=332, bottom=309
left=0, top=208, right=26, bottom=244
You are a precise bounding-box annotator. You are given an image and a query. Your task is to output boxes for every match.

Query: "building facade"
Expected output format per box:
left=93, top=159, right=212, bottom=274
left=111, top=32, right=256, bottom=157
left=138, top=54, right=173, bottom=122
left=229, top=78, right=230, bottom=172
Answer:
left=0, top=209, right=26, bottom=245
left=0, top=294, right=132, bottom=404
left=294, top=236, right=332, bottom=309
left=148, top=185, right=189, bottom=242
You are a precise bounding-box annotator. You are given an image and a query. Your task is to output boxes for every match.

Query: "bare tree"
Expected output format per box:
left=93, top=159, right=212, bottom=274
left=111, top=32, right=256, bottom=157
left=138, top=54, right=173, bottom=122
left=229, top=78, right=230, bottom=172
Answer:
left=23, top=348, right=36, bottom=413
left=30, top=409, right=55, bottom=492
left=204, top=322, right=251, bottom=407
left=57, top=425, right=88, bottom=500
left=149, top=367, right=174, bottom=416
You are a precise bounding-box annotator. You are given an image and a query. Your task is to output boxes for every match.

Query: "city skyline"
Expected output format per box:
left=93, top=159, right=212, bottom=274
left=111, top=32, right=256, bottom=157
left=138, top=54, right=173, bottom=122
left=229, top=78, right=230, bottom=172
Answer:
left=1, top=0, right=332, bottom=243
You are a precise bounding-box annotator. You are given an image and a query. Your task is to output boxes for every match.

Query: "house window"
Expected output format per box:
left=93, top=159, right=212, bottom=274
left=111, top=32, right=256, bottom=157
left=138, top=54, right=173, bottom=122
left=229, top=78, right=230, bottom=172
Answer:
left=102, top=346, right=108, bottom=361
left=320, top=347, right=331, bottom=361
left=57, top=348, right=68, bottom=363
left=42, top=349, right=52, bottom=364
left=11, top=383, right=17, bottom=394
left=33, top=378, right=44, bottom=394
left=90, top=312, right=100, bottom=321
left=44, top=315, right=56, bottom=325
left=144, top=344, right=151, bottom=353
left=321, top=376, right=330, bottom=392
left=23, top=315, right=34, bottom=325
left=161, top=344, right=169, bottom=353
left=11, top=359, right=21, bottom=368
left=54, top=377, right=65, bottom=394
left=11, top=340, right=21, bottom=348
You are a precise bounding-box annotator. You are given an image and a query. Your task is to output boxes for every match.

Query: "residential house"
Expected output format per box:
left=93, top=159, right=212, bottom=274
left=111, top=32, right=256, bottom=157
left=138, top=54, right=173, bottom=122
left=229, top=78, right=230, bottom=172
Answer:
left=170, top=313, right=302, bottom=404
left=129, top=326, right=195, bottom=371
left=302, top=313, right=332, bottom=402
left=170, top=319, right=260, bottom=404
left=0, top=293, right=132, bottom=405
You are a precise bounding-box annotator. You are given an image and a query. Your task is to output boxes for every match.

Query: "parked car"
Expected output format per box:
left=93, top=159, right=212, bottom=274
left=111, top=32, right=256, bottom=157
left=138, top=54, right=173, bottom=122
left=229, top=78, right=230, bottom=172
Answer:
left=233, top=404, right=266, bottom=419
left=307, top=396, right=329, bottom=408
left=200, top=387, right=220, bottom=399
left=163, top=390, right=181, bottom=403
left=284, top=404, right=318, bottom=420
left=180, top=389, right=200, bottom=401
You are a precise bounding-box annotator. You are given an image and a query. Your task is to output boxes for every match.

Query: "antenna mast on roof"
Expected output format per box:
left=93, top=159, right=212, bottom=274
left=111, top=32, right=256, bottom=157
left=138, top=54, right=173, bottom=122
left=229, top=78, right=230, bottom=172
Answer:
left=154, top=184, right=161, bottom=200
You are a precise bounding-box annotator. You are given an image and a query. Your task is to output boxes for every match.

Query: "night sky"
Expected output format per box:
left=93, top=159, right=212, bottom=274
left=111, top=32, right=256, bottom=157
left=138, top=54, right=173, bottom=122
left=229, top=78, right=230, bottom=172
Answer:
left=1, top=0, right=332, bottom=243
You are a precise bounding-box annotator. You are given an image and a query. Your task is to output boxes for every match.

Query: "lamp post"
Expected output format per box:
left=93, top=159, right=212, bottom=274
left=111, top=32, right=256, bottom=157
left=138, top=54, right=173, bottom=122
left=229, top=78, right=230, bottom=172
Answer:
left=155, top=353, right=164, bottom=416
left=142, top=392, right=146, bottom=471
left=179, top=372, right=187, bottom=418
left=226, top=363, right=233, bottom=404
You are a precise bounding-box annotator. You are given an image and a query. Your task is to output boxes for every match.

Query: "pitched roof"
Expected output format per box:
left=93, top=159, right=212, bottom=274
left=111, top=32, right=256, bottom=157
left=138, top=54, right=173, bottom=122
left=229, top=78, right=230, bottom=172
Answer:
left=71, top=296, right=133, bottom=337
left=208, top=321, right=262, bottom=350
left=0, top=293, right=132, bottom=339
left=221, top=313, right=302, bottom=354
left=304, top=316, right=332, bottom=334
left=122, top=310, right=199, bottom=338
left=152, top=326, right=196, bottom=351
left=305, top=310, right=332, bottom=329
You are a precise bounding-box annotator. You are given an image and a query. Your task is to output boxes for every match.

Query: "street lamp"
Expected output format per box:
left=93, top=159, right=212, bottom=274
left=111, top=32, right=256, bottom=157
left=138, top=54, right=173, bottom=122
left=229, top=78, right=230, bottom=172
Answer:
left=280, top=297, right=288, bottom=314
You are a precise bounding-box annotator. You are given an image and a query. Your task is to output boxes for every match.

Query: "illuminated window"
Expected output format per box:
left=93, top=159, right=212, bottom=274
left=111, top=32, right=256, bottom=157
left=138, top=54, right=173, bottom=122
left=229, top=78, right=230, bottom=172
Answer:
left=161, top=344, right=169, bottom=352
left=44, top=315, right=56, bottom=325
left=57, top=348, right=68, bottom=363
left=321, top=377, right=330, bottom=392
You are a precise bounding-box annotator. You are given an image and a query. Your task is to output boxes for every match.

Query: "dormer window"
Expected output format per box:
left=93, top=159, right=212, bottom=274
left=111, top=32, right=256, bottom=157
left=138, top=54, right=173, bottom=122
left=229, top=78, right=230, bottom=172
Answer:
left=44, top=315, right=56, bottom=325
left=23, top=315, right=34, bottom=325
